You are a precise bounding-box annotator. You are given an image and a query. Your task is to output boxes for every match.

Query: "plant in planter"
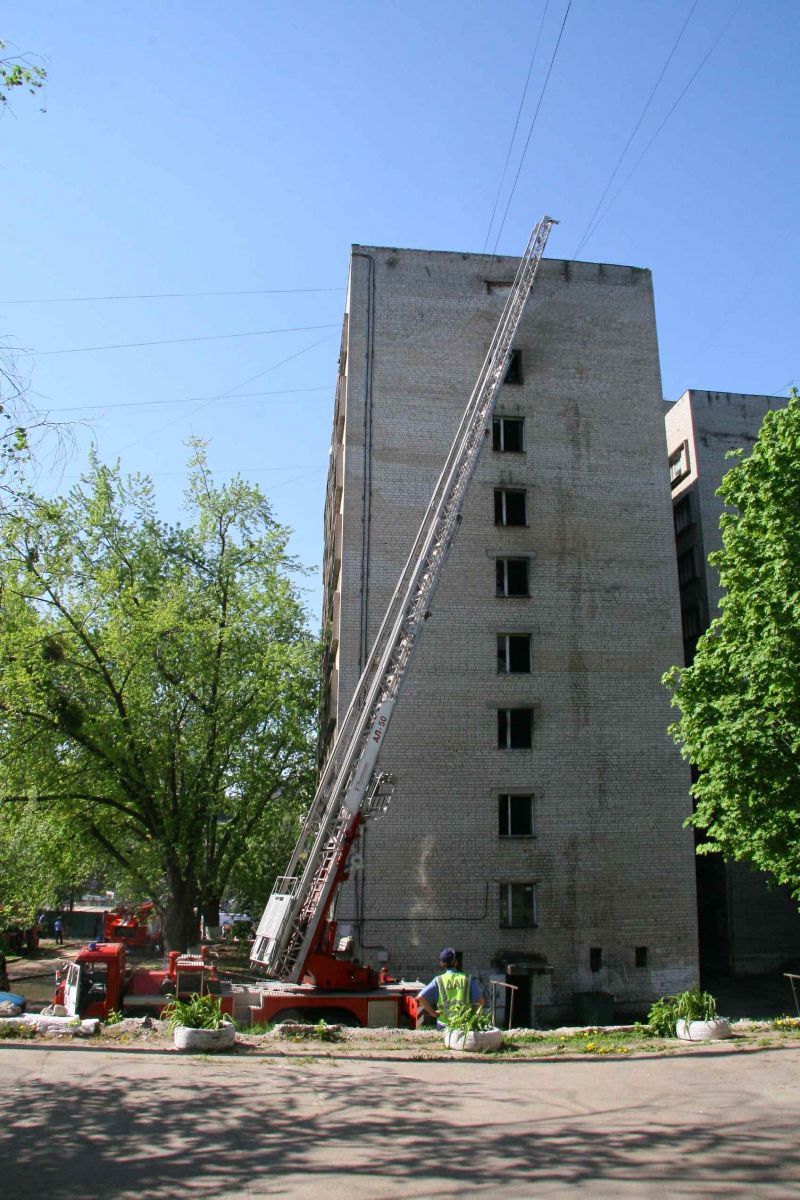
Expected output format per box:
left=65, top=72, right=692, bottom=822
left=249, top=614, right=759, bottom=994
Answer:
left=443, top=1002, right=503, bottom=1052
left=646, top=989, right=731, bottom=1042
left=162, top=992, right=236, bottom=1052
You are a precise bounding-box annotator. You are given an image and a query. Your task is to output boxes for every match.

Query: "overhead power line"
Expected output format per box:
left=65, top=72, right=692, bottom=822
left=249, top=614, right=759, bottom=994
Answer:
left=0, top=286, right=344, bottom=304
left=112, top=331, right=338, bottom=456
left=574, top=0, right=744, bottom=255
left=28, top=323, right=339, bottom=357
left=491, top=0, right=573, bottom=255
left=43, top=385, right=331, bottom=414
left=482, top=0, right=550, bottom=255
left=572, top=0, right=700, bottom=260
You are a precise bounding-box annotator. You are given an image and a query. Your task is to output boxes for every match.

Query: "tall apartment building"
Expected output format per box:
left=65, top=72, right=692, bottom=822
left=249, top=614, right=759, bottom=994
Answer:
left=320, top=245, right=699, bottom=1023
left=666, top=390, right=800, bottom=975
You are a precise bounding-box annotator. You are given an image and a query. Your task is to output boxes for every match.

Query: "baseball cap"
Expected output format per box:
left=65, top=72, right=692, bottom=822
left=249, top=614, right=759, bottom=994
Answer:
left=439, top=947, right=456, bottom=964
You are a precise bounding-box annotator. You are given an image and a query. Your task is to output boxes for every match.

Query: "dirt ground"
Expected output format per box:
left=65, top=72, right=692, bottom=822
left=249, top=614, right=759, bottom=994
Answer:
left=1, top=1037, right=799, bottom=1198
left=4, top=947, right=800, bottom=1196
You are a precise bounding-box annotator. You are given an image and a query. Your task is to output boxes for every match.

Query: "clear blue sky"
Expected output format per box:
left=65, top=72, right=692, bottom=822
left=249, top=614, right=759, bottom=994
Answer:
left=2, top=1, right=797, bottom=622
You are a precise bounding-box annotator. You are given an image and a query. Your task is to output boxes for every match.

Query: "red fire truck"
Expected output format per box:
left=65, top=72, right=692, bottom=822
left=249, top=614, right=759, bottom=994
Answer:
left=54, top=941, right=233, bottom=1021
left=103, top=901, right=163, bottom=951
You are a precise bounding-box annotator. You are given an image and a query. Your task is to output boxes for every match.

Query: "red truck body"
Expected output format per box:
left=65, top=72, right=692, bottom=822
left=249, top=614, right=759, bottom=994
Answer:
left=55, top=939, right=420, bottom=1027
left=102, top=902, right=163, bottom=951
left=54, top=941, right=233, bottom=1021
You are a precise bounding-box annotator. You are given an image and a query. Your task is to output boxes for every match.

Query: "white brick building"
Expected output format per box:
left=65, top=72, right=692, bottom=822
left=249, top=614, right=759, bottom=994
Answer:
left=666, top=389, right=800, bottom=976
left=321, top=245, right=699, bottom=1023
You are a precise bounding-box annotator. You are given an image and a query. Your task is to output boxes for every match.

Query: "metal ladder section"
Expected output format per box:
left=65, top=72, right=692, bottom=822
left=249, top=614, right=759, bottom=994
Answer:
left=251, top=215, right=557, bottom=983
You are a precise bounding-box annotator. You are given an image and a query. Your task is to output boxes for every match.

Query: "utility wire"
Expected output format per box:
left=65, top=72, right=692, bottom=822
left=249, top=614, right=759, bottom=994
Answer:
left=491, top=0, right=573, bottom=256
left=29, top=323, right=339, bottom=357
left=481, top=0, right=550, bottom=255
left=0, top=286, right=344, bottom=304
left=572, top=0, right=700, bottom=261
left=64, top=463, right=323, bottom=479
left=112, top=331, right=337, bottom=455
left=575, top=0, right=744, bottom=255
left=44, top=385, right=331, bottom=414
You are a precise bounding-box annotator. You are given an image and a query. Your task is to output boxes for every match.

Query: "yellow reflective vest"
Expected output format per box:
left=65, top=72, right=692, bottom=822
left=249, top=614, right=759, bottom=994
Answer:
left=435, top=969, right=471, bottom=1018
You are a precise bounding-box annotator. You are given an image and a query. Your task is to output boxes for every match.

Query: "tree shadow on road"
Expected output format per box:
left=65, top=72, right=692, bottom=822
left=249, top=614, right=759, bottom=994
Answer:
left=1, top=1051, right=798, bottom=1198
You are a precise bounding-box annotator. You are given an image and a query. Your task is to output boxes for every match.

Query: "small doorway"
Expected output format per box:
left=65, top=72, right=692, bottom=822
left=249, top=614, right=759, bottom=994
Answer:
left=503, top=971, right=531, bottom=1028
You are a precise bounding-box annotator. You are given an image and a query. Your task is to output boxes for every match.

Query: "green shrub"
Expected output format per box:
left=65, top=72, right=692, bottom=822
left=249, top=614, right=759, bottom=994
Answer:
left=162, top=992, right=227, bottom=1031
left=646, top=988, right=718, bottom=1038
left=443, top=1002, right=495, bottom=1034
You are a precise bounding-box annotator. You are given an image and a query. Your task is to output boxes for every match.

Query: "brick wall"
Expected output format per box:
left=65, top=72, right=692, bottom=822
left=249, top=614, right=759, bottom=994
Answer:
left=322, top=245, right=699, bottom=1017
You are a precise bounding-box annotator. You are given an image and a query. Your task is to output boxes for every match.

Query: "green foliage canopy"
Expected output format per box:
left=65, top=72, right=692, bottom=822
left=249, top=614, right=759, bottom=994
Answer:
left=664, top=391, right=800, bottom=900
left=0, top=444, right=320, bottom=947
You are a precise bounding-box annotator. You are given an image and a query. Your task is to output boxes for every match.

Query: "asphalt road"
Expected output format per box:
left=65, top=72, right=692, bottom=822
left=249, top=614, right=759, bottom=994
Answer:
left=1, top=1041, right=799, bottom=1198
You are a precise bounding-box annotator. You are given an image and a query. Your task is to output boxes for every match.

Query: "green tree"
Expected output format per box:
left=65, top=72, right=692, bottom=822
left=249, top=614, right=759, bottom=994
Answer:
left=664, top=390, right=800, bottom=900
left=0, top=40, right=46, bottom=106
left=0, top=444, right=320, bottom=948
left=0, top=800, right=105, bottom=926
left=0, top=40, right=60, bottom=514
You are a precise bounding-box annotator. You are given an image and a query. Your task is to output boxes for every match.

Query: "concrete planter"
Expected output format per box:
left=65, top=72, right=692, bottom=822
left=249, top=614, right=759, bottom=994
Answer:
left=173, top=1020, right=236, bottom=1052
left=444, top=1027, right=503, bottom=1052
left=676, top=1017, right=732, bottom=1042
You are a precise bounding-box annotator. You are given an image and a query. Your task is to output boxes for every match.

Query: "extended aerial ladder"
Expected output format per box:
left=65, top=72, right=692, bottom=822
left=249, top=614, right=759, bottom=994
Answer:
left=251, top=215, right=557, bottom=989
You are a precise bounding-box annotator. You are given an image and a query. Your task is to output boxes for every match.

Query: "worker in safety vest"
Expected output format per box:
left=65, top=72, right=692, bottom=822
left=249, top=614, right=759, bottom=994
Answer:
left=416, top=947, right=483, bottom=1028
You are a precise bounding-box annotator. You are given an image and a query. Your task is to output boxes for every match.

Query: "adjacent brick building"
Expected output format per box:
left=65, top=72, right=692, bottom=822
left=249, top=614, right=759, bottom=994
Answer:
left=665, top=389, right=800, bottom=976
left=320, top=245, right=699, bottom=1023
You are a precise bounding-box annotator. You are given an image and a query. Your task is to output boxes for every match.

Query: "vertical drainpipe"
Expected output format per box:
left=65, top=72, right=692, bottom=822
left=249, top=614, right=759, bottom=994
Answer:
left=352, top=251, right=376, bottom=674
left=350, top=251, right=376, bottom=957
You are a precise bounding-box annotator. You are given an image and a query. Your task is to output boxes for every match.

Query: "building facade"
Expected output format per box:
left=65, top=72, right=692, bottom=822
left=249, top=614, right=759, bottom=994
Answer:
left=320, top=245, right=698, bottom=1022
left=666, top=389, right=800, bottom=976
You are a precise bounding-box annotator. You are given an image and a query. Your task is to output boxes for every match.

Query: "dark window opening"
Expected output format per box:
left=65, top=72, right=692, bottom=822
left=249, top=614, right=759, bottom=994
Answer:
left=499, top=882, right=536, bottom=928
left=498, top=707, right=533, bottom=749
left=682, top=604, right=702, bottom=639
left=678, top=549, right=697, bottom=586
left=496, top=558, right=529, bottom=597
left=635, top=946, right=648, bottom=969
left=590, top=947, right=603, bottom=973
left=497, top=633, right=531, bottom=674
left=498, top=794, right=534, bottom=837
left=493, top=416, right=524, bottom=453
left=504, top=349, right=523, bottom=385
left=494, top=488, right=526, bottom=526
left=673, top=495, right=693, bottom=535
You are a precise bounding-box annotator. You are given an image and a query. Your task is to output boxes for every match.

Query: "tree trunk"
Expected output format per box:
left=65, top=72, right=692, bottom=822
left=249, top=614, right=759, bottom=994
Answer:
left=163, top=866, right=198, bottom=952
left=201, top=897, right=221, bottom=928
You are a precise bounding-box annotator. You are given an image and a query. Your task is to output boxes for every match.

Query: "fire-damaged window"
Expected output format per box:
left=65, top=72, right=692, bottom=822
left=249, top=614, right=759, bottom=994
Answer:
left=499, top=882, right=537, bottom=928
left=498, top=707, right=533, bottom=749
left=498, top=794, right=535, bottom=837
left=496, top=557, right=529, bottom=597
left=504, top=349, right=523, bottom=385
left=494, top=488, right=527, bottom=526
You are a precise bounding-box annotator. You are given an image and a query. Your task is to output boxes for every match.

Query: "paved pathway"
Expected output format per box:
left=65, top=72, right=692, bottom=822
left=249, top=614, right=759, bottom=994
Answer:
left=1, top=1041, right=799, bottom=1197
